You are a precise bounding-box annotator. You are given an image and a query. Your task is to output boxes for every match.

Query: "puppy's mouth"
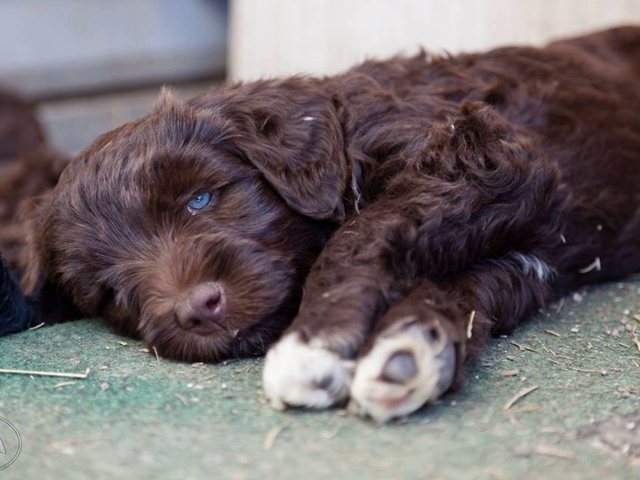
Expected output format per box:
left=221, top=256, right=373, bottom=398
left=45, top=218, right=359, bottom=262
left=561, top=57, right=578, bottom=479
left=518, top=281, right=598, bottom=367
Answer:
left=183, top=318, right=226, bottom=336
left=138, top=288, right=300, bottom=363
left=141, top=318, right=233, bottom=362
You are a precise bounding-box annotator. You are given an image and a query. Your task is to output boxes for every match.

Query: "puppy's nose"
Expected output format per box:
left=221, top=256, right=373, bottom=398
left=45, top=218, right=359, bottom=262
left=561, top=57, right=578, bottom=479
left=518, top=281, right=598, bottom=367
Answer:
left=176, top=282, right=227, bottom=335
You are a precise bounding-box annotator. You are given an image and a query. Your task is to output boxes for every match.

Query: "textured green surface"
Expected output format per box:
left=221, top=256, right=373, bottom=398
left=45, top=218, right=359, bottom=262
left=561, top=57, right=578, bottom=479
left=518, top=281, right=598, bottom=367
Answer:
left=0, top=282, right=639, bottom=480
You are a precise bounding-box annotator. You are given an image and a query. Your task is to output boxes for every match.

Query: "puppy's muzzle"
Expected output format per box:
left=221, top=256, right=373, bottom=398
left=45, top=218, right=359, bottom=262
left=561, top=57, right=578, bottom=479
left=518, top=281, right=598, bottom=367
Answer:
left=175, top=281, right=227, bottom=335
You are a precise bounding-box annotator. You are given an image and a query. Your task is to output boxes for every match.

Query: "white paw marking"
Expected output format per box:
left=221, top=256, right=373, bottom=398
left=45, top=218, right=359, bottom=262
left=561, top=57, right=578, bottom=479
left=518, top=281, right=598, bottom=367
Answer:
left=263, top=332, right=354, bottom=410
left=349, top=317, right=456, bottom=423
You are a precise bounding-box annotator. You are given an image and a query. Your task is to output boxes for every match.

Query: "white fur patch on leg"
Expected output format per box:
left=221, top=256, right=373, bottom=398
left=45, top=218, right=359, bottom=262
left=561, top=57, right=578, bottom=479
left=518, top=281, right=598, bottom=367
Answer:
left=263, top=332, right=354, bottom=411
left=349, top=318, right=456, bottom=423
left=511, top=252, right=555, bottom=281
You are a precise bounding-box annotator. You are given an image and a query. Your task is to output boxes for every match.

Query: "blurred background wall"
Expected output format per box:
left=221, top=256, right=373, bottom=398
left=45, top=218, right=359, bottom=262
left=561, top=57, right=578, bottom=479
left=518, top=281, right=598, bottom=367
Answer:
left=229, top=0, right=640, bottom=80
left=0, top=0, right=227, bottom=154
left=0, top=0, right=639, bottom=155
left=0, top=0, right=227, bottom=99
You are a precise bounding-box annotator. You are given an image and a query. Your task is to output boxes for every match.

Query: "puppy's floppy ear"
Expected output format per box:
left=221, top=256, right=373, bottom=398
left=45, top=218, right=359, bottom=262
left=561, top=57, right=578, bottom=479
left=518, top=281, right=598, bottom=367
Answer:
left=208, top=79, right=349, bottom=221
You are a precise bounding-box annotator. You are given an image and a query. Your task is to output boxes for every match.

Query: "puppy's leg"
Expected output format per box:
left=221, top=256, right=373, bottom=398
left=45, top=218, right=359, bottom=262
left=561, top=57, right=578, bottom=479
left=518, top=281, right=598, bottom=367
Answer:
left=263, top=207, right=410, bottom=410
left=263, top=229, right=554, bottom=412
left=264, top=218, right=556, bottom=411
left=350, top=257, right=553, bottom=422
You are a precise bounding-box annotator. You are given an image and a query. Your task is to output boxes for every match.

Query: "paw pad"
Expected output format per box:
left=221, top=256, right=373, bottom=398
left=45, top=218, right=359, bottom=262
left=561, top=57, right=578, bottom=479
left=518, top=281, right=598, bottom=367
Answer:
left=380, top=350, right=417, bottom=384
left=349, top=319, right=456, bottom=423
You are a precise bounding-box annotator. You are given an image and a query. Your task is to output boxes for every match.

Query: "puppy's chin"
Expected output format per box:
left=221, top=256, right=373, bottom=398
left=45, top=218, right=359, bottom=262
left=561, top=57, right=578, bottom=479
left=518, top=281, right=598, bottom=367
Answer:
left=139, top=313, right=287, bottom=363
left=141, top=323, right=234, bottom=362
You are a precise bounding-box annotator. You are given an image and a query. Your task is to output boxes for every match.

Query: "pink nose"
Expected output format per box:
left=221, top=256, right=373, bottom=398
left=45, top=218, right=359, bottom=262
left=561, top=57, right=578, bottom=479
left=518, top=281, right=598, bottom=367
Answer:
left=175, top=282, right=227, bottom=335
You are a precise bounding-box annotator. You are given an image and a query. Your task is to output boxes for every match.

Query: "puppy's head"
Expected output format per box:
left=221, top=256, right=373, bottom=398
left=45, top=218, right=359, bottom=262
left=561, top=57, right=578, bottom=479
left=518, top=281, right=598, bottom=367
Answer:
left=25, top=81, right=348, bottom=361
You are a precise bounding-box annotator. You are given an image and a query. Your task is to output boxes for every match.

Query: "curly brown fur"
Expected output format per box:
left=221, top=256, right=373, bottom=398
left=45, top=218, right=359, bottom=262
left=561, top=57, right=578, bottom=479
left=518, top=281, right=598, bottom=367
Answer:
left=0, top=86, right=45, bottom=161
left=0, top=86, right=70, bottom=337
left=0, top=85, right=69, bottom=270
left=16, top=27, right=640, bottom=409
left=0, top=148, right=69, bottom=270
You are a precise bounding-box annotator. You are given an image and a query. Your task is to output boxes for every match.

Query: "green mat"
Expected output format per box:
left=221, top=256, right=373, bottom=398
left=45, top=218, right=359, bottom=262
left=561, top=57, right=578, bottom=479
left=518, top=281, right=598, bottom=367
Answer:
left=1, top=282, right=639, bottom=479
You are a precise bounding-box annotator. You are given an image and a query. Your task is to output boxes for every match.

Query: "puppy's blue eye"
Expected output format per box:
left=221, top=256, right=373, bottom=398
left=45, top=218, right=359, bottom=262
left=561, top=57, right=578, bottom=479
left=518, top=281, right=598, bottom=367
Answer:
left=187, top=192, right=212, bottom=213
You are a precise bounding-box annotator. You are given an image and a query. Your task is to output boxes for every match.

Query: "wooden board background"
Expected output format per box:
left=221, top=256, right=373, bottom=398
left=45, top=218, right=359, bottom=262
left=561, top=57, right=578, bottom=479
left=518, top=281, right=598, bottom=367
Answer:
left=229, top=0, right=640, bottom=80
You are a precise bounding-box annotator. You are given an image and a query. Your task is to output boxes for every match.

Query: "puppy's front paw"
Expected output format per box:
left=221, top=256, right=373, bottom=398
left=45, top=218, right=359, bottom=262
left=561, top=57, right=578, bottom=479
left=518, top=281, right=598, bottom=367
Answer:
left=349, top=317, right=456, bottom=423
left=263, top=332, right=354, bottom=410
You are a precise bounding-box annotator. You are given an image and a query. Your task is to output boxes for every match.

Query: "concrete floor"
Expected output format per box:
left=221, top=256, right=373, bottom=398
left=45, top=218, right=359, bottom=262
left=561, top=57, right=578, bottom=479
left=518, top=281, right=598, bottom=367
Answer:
left=0, top=86, right=639, bottom=479
left=0, top=282, right=639, bottom=479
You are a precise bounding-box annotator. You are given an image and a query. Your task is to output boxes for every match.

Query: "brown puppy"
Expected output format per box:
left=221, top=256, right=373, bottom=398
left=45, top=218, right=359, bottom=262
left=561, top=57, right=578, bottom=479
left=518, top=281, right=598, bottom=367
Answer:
left=0, top=86, right=68, bottom=273
left=0, top=87, right=45, bottom=161
left=0, top=148, right=69, bottom=271
left=20, top=26, right=640, bottom=421
left=0, top=86, right=69, bottom=335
